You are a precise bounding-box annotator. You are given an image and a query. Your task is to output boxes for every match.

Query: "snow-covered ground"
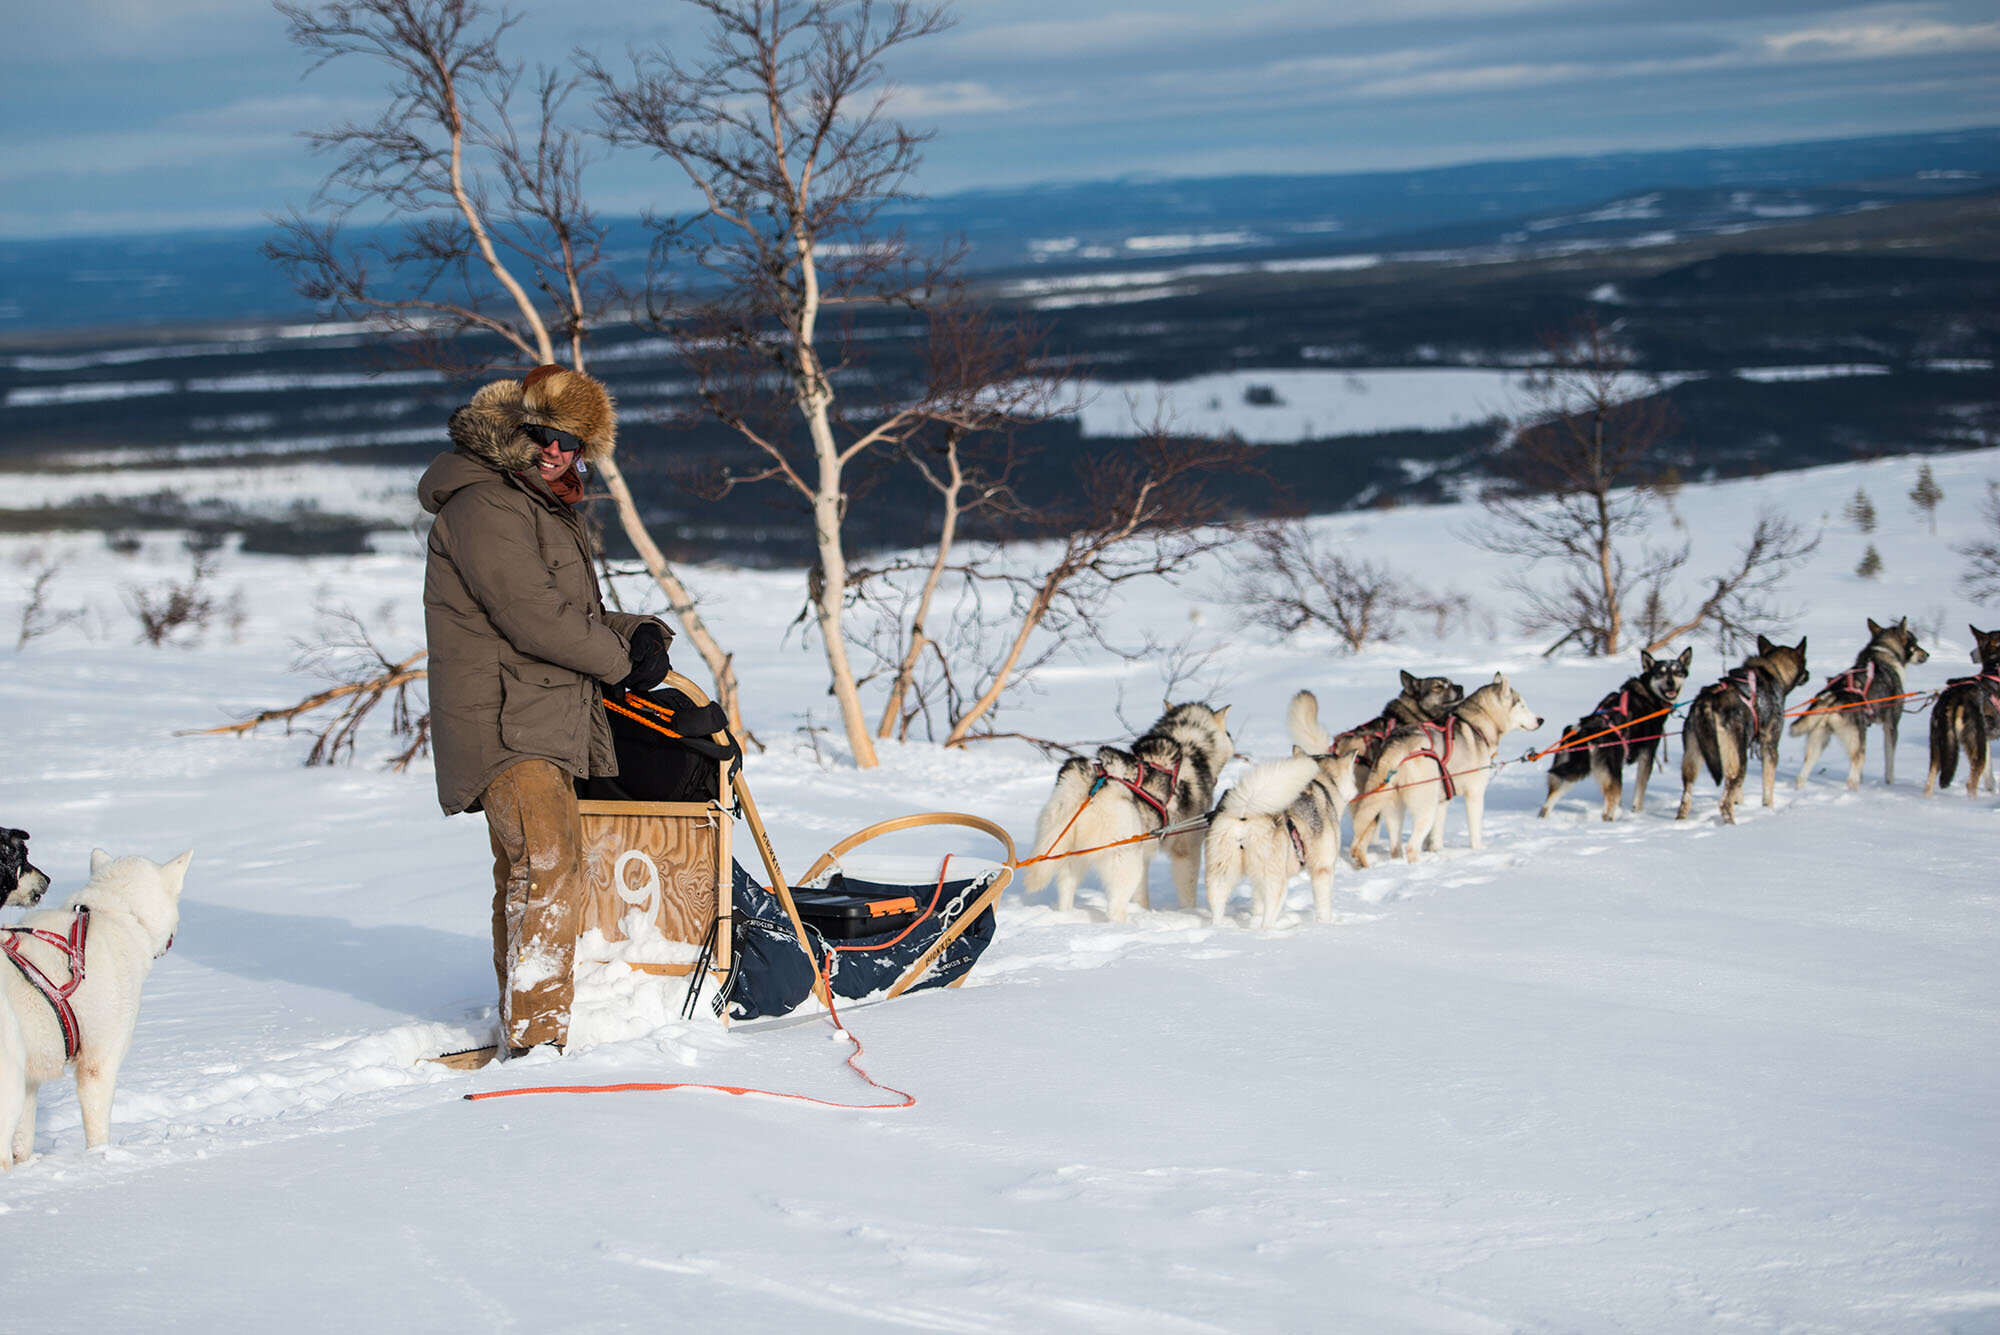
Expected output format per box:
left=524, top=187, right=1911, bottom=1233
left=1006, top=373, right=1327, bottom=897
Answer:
left=2, top=448, right=1997, bottom=1331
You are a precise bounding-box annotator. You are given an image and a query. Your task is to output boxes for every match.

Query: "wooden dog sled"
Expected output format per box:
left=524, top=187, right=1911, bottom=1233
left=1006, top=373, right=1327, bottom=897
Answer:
left=434, top=673, right=1012, bottom=1066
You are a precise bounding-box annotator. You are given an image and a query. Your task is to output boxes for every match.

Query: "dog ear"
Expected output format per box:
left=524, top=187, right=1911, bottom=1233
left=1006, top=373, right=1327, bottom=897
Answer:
left=1491, top=671, right=1506, bottom=686
left=1676, top=647, right=1693, bottom=671
left=90, top=848, right=112, bottom=874
left=1867, top=617, right=1882, bottom=636
left=1641, top=649, right=1657, bottom=671
left=164, top=849, right=194, bottom=887
left=1756, top=634, right=1775, bottom=655
left=1400, top=669, right=1417, bottom=691
left=1213, top=705, right=1230, bottom=728
left=1897, top=616, right=1908, bottom=631
left=1795, top=636, right=1807, bottom=655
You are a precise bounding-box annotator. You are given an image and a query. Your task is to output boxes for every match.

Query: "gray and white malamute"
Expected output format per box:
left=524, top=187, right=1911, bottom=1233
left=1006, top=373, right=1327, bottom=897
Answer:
left=1922, top=625, right=2000, bottom=799
left=1348, top=674, right=1543, bottom=867
left=1791, top=617, right=1927, bottom=790
left=1675, top=635, right=1810, bottom=824
left=1204, top=748, right=1362, bottom=929
left=1539, top=647, right=1692, bottom=821
left=1022, top=703, right=1233, bottom=922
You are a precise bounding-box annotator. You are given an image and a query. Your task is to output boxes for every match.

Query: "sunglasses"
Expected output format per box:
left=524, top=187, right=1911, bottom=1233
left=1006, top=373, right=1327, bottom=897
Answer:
left=523, top=423, right=584, bottom=455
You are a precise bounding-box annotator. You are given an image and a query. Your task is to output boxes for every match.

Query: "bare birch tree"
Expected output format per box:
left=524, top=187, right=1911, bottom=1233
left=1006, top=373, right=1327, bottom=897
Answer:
left=268, top=0, right=748, bottom=732
left=1232, top=520, right=1418, bottom=653
left=1473, top=315, right=1679, bottom=657
left=859, top=302, right=1071, bottom=738
left=587, top=0, right=965, bottom=768
left=939, top=428, right=1246, bottom=747
left=1956, top=480, right=2000, bottom=604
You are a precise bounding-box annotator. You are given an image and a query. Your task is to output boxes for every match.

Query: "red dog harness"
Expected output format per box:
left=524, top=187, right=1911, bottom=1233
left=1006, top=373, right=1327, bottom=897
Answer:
left=1090, top=756, right=1180, bottom=825
left=1, top=908, right=89, bottom=1063
left=1406, top=719, right=1460, bottom=800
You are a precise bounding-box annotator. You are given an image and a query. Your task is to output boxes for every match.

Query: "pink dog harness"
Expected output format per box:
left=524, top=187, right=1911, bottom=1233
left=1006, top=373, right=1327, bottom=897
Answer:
left=1, top=908, right=89, bottom=1063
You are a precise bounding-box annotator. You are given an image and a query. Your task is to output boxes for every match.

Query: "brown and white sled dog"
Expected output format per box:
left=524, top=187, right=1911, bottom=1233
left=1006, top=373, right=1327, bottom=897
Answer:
left=1676, top=636, right=1809, bottom=824
left=1204, top=748, right=1362, bottom=929
left=1790, top=617, right=1928, bottom=790
left=1923, top=625, right=2000, bottom=799
left=1023, top=704, right=1232, bottom=921
left=1539, top=647, right=1693, bottom=821
left=1347, top=674, right=1543, bottom=867
left=1, top=849, right=192, bottom=1166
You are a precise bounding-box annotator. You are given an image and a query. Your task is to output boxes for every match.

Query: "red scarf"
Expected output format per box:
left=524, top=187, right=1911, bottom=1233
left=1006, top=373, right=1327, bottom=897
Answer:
left=523, top=464, right=585, bottom=508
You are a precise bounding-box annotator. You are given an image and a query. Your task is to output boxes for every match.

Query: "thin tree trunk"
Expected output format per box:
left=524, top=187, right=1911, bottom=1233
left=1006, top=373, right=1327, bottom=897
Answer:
left=943, top=576, right=1059, bottom=748
left=876, top=451, right=964, bottom=739
left=793, top=228, right=879, bottom=767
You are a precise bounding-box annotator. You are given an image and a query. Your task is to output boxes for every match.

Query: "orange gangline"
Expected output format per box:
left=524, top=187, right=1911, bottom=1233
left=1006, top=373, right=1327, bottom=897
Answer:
left=1784, top=689, right=1931, bottom=720
left=1522, top=705, right=1673, bottom=763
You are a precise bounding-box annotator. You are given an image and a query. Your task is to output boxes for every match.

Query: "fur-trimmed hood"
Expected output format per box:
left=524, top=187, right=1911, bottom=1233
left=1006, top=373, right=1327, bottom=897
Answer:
left=445, top=365, right=617, bottom=474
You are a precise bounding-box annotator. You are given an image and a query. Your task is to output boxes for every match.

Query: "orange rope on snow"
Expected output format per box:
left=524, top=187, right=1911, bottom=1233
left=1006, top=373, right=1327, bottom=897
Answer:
left=465, top=918, right=922, bottom=1110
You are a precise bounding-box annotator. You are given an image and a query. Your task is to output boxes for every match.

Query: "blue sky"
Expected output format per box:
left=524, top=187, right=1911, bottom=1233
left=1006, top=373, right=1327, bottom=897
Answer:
left=2, top=0, right=1996, bottom=239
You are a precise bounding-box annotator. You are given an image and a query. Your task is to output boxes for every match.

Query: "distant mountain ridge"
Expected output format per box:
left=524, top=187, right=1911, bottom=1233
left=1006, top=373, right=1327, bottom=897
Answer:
left=3, top=126, right=1996, bottom=335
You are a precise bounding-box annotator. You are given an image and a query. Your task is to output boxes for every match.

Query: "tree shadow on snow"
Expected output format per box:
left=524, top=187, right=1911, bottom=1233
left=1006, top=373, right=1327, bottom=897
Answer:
left=168, top=901, right=488, bottom=1016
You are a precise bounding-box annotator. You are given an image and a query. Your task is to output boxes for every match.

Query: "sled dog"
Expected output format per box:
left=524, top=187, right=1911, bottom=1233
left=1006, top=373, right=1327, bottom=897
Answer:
left=1023, top=703, right=1232, bottom=921
left=1922, top=625, right=2000, bottom=799
left=1204, top=748, right=1362, bottom=929
left=1790, top=617, right=1928, bottom=790
left=1290, top=673, right=1464, bottom=786
left=1, top=849, right=192, bottom=1165
left=1675, top=636, right=1809, bottom=824
left=1348, top=674, right=1543, bottom=867
left=1539, top=647, right=1692, bottom=821
left=1, top=829, right=51, bottom=909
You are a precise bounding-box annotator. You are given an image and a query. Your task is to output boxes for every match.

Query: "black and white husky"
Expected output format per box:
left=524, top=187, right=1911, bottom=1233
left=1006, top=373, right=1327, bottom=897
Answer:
left=1922, top=625, right=2000, bottom=799
left=1023, top=703, right=1233, bottom=922
left=1790, top=617, right=1927, bottom=790
left=1539, top=647, right=1692, bottom=821
left=1, top=829, right=51, bottom=909
left=1676, top=635, right=1810, bottom=824
left=1204, top=748, right=1362, bottom=929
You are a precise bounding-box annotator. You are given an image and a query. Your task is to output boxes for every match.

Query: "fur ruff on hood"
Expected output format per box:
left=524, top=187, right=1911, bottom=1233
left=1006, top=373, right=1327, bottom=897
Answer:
left=446, top=365, right=617, bottom=473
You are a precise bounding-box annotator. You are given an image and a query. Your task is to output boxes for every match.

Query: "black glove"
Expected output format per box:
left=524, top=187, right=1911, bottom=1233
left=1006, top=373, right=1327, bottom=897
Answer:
left=615, top=622, right=672, bottom=695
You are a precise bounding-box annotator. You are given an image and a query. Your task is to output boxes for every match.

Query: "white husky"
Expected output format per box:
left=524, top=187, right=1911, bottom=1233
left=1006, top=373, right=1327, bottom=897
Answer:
left=1204, top=748, right=1361, bottom=929
left=1022, top=703, right=1233, bottom=922
left=1, top=848, right=191, bottom=1165
left=1348, top=674, right=1542, bottom=866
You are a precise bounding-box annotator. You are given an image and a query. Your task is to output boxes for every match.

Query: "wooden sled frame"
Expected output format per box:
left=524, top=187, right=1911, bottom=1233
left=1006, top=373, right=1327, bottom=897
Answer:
left=594, top=673, right=1017, bottom=1015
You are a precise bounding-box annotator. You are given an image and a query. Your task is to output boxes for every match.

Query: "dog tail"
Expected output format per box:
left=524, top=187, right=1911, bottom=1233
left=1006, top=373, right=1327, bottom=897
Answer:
left=1930, top=696, right=1961, bottom=789
left=1024, top=758, right=1095, bottom=892
left=1787, top=688, right=1836, bottom=737
left=1203, top=807, right=1249, bottom=908
left=1685, top=697, right=1724, bottom=784
left=1288, top=690, right=1332, bottom=754
left=1228, top=755, right=1320, bottom=816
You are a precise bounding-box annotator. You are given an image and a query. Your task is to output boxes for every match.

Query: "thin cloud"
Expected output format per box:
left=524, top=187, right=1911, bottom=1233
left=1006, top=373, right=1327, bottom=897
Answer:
left=1763, top=19, right=2000, bottom=59
left=886, top=81, right=1034, bottom=118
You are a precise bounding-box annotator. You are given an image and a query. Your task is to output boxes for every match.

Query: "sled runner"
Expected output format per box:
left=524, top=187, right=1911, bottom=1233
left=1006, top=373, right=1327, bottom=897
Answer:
left=576, top=673, right=1013, bottom=1024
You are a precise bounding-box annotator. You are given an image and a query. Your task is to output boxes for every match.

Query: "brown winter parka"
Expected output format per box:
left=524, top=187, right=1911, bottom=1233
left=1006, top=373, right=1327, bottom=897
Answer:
left=419, top=372, right=659, bottom=816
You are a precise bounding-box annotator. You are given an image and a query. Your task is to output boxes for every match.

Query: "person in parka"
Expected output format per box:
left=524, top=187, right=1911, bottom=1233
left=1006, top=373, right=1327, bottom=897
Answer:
left=419, top=363, right=672, bottom=1053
